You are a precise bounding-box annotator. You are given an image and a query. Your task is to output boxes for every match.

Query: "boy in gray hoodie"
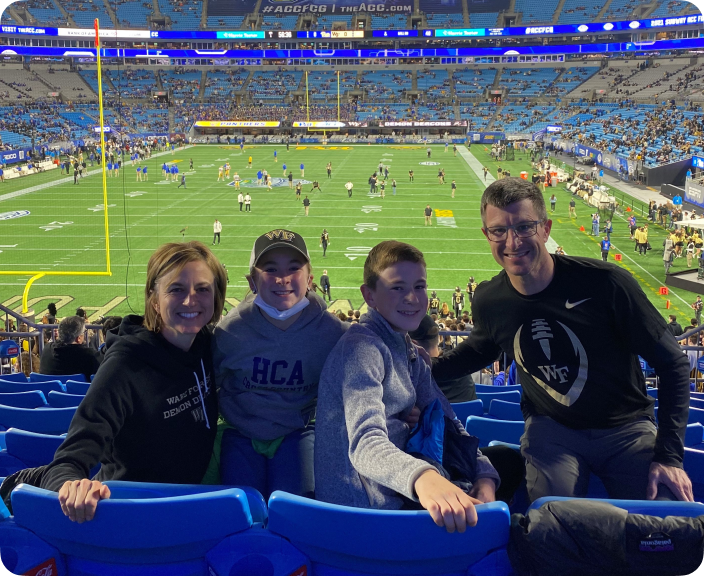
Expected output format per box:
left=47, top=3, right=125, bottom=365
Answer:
left=316, top=241, right=500, bottom=533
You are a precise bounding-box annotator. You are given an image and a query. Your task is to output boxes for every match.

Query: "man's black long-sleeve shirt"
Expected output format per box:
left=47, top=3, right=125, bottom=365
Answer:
left=433, top=256, right=690, bottom=468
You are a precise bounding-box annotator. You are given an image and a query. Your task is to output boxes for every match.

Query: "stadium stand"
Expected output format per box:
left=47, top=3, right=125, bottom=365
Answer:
left=248, top=71, right=303, bottom=101
left=499, top=67, right=562, bottom=97
left=261, top=14, right=299, bottom=31
left=599, top=0, right=639, bottom=21
left=305, top=71, right=357, bottom=100
left=425, top=12, right=464, bottom=28
left=650, top=0, right=697, bottom=17
left=106, top=69, right=159, bottom=99
left=315, top=14, right=354, bottom=30
left=514, top=0, right=561, bottom=24
left=158, top=0, right=201, bottom=29
left=454, top=68, right=498, bottom=98
left=24, top=0, right=66, bottom=26
left=417, top=70, right=451, bottom=100
left=556, top=0, right=602, bottom=24
left=370, top=14, right=407, bottom=30
left=206, top=15, right=244, bottom=29
left=360, top=70, right=412, bottom=100
left=61, top=0, right=114, bottom=28
left=204, top=69, right=250, bottom=99
left=159, top=68, right=202, bottom=99
left=114, top=0, right=153, bottom=29
left=469, top=12, right=499, bottom=27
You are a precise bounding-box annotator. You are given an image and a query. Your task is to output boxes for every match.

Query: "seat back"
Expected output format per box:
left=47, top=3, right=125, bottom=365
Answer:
left=5, top=428, right=64, bottom=467
left=12, top=483, right=254, bottom=565
left=0, top=391, right=48, bottom=409
left=691, top=397, right=704, bottom=411
left=685, top=423, right=704, bottom=447
left=47, top=391, right=84, bottom=408
left=450, top=399, right=483, bottom=423
left=0, top=380, right=66, bottom=396
left=488, top=399, right=524, bottom=421
left=528, top=496, right=704, bottom=518
left=688, top=407, right=704, bottom=426
left=30, top=372, right=86, bottom=384
left=465, top=416, right=525, bottom=447
left=0, top=373, right=28, bottom=382
left=267, top=491, right=510, bottom=575
left=65, top=380, right=90, bottom=395
left=684, top=447, right=704, bottom=502
left=476, top=390, right=521, bottom=408
left=0, top=405, right=76, bottom=435
left=474, top=383, right=522, bottom=394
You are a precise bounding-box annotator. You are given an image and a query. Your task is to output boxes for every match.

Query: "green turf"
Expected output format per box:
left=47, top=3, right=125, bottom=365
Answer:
left=0, top=144, right=697, bottom=322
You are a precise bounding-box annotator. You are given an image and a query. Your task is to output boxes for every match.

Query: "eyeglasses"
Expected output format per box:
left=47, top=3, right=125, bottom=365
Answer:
left=484, top=220, right=545, bottom=242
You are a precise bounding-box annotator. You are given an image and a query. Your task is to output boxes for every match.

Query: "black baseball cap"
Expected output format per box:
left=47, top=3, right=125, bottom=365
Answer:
left=249, top=229, right=310, bottom=272
left=408, top=314, right=440, bottom=342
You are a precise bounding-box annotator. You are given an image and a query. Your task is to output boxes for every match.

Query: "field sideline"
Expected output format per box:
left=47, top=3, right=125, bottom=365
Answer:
left=0, top=144, right=696, bottom=323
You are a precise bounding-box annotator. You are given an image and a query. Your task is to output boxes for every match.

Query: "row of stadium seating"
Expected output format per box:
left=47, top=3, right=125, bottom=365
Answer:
left=2, top=0, right=698, bottom=30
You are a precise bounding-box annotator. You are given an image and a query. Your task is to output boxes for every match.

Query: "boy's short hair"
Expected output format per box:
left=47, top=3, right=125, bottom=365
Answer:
left=363, top=241, right=426, bottom=289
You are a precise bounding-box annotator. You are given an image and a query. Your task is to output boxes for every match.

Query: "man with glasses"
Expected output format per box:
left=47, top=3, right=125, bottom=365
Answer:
left=432, top=177, right=692, bottom=503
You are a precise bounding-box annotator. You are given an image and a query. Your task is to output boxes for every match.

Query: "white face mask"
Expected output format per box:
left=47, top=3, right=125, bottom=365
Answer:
left=254, top=294, right=310, bottom=321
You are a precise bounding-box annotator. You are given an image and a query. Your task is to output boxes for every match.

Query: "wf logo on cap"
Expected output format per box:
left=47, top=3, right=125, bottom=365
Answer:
left=265, top=230, right=296, bottom=242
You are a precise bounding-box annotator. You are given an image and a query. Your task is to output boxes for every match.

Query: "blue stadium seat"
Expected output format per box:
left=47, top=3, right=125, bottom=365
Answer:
left=528, top=496, right=704, bottom=518
left=0, top=391, right=48, bottom=409
left=0, top=380, right=66, bottom=396
left=688, top=407, right=704, bottom=426
left=474, top=384, right=522, bottom=394
left=690, top=397, right=704, bottom=411
left=465, top=416, right=525, bottom=447
left=685, top=423, right=704, bottom=447
left=4, top=428, right=64, bottom=468
left=47, top=391, right=84, bottom=408
left=30, top=373, right=87, bottom=384
left=65, top=380, right=90, bottom=395
left=0, top=373, right=28, bottom=382
left=684, top=447, right=704, bottom=502
left=11, top=483, right=257, bottom=570
left=488, top=399, right=524, bottom=421
left=267, top=491, right=511, bottom=575
left=0, top=406, right=76, bottom=435
left=450, top=399, right=483, bottom=423
left=476, top=390, right=521, bottom=409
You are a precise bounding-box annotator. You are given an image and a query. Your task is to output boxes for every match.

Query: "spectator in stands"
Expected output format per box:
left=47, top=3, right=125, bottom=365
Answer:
left=315, top=241, right=501, bottom=532
left=409, top=314, right=477, bottom=404
left=214, top=229, right=347, bottom=499
left=39, top=316, right=100, bottom=381
left=45, top=302, right=57, bottom=324
left=433, top=177, right=693, bottom=503
left=667, top=315, right=683, bottom=338
left=1, top=241, right=225, bottom=521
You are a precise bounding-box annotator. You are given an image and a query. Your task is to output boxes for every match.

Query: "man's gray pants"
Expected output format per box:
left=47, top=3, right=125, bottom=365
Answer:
left=521, top=415, right=677, bottom=502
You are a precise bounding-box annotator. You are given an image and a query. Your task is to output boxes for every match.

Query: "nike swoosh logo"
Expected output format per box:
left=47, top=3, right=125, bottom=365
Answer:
left=565, top=298, right=591, bottom=309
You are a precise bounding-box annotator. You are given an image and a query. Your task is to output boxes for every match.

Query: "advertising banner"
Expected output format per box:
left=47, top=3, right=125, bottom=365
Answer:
left=0, top=148, right=32, bottom=165
left=379, top=121, right=468, bottom=127
left=470, top=132, right=505, bottom=143
left=194, top=121, right=281, bottom=128
left=261, top=0, right=412, bottom=13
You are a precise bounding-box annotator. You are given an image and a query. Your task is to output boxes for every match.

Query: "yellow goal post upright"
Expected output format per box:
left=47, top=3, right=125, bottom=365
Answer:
left=0, top=18, right=112, bottom=315
left=304, top=70, right=342, bottom=137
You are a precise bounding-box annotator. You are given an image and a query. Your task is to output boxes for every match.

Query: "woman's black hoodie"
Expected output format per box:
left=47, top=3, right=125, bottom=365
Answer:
left=40, top=315, right=218, bottom=492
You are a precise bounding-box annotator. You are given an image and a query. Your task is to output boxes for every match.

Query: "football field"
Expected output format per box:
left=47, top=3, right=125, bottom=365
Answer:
left=0, top=143, right=696, bottom=322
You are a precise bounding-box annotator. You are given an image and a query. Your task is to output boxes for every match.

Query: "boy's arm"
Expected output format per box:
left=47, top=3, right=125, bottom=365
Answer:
left=340, top=335, right=437, bottom=501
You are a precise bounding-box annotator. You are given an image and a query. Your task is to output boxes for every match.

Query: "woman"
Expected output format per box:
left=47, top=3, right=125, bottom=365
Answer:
left=440, top=302, right=450, bottom=319
left=0, top=241, right=226, bottom=523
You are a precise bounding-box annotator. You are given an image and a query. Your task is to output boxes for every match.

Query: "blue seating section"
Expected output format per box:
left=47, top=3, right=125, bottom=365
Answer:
left=0, top=373, right=28, bottom=383
left=417, top=70, right=450, bottom=99
left=249, top=71, right=303, bottom=100
left=650, top=0, right=696, bottom=17
left=465, top=416, right=525, bottom=447
left=0, top=391, right=47, bottom=409
left=160, top=69, right=201, bottom=99
left=206, top=15, right=244, bottom=29
left=425, top=13, right=464, bottom=28
left=557, top=0, right=601, bottom=24
left=360, top=71, right=411, bottom=100
left=370, top=14, right=407, bottom=30
left=47, top=391, right=84, bottom=408
left=305, top=71, right=357, bottom=100
left=488, top=399, right=524, bottom=421
left=0, top=380, right=65, bottom=397
left=451, top=399, right=484, bottom=423
left=26, top=0, right=65, bottom=27
left=454, top=68, right=497, bottom=98
left=469, top=12, right=499, bottom=27
left=601, top=0, right=639, bottom=21
left=106, top=69, right=158, bottom=99
left=62, top=0, right=114, bottom=29
left=30, top=372, right=86, bottom=384
left=65, top=380, right=90, bottom=395
left=261, top=15, right=298, bottom=31
left=115, top=0, right=153, bottom=29
left=515, top=0, right=560, bottom=24
left=315, top=15, right=353, bottom=29
left=0, top=405, right=76, bottom=435
left=476, top=390, right=521, bottom=408
left=158, top=0, right=201, bottom=30
left=2, top=429, right=64, bottom=469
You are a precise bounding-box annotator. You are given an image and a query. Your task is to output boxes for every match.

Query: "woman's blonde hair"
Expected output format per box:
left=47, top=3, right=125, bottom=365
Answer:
left=144, top=241, right=227, bottom=332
